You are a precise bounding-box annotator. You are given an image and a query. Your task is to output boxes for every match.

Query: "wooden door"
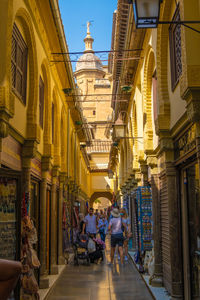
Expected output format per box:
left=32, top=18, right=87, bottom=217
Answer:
left=160, top=173, right=172, bottom=294
left=181, top=169, right=191, bottom=300
left=46, top=189, right=51, bottom=273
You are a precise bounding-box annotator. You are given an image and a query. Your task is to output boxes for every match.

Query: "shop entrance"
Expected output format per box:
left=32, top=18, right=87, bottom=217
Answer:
left=0, top=169, right=21, bottom=299
left=180, top=162, right=200, bottom=299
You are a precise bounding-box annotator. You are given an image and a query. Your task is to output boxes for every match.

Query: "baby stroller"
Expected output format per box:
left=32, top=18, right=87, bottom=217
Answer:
left=73, top=233, right=90, bottom=266
left=88, top=237, right=105, bottom=263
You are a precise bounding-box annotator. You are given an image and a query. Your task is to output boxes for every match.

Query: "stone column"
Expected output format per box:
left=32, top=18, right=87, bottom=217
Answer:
left=135, top=170, right=142, bottom=186
left=80, top=197, right=85, bottom=214
left=140, top=163, right=148, bottom=186
left=166, top=162, right=183, bottom=299
left=50, top=172, right=58, bottom=274
left=58, top=174, right=65, bottom=265
left=22, top=159, right=31, bottom=195
left=39, top=174, right=49, bottom=288
left=150, top=166, right=163, bottom=287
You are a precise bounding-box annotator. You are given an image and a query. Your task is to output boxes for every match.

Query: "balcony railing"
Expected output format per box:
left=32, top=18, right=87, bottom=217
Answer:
left=86, top=140, right=112, bottom=153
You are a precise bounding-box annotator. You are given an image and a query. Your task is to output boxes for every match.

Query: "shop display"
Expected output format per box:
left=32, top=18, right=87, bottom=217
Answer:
left=123, top=194, right=129, bottom=213
left=62, top=202, right=72, bottom=251
left=21, top=193, right=40, bottom=299
left=136, top=186, right=153, bottom=252
left=0, top=178, right=17, bottom=260
left=133, top=196, right=139, bottom=251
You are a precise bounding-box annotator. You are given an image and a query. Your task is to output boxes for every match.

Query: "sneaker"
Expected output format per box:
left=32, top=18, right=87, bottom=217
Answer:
left=125, top=256, right=128, bottom=261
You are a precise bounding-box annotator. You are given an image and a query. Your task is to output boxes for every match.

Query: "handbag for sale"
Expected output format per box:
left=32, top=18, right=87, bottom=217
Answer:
left=27, top=247, right=40, bottom=269
left=21, top=271, right=39, bottom=293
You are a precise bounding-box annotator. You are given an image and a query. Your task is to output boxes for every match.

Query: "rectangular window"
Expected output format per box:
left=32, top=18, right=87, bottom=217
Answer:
left=11, top=23, right=28, bottom=104
left=52, top=103, right=54, bottom=143
left=39, top=77, right=44, bottom=128
left=93, top=110, right=96, bottom=116
left=169, top=4, right=182, bottom=91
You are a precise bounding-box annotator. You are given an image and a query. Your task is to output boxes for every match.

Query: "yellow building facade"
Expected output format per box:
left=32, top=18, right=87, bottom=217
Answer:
left=110, top=0, right=200, bottom=299
left=0, top=0, right=91, bottom=297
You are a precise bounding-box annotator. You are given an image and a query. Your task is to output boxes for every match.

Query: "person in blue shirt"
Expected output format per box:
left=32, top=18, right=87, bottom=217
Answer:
left=98, top=214, right=108, bottom=242
left=120, top=208, right=131, bottom=261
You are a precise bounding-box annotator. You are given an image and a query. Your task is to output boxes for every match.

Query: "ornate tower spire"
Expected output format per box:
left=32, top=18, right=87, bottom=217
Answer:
left=84, top=21, right=94, bottom=53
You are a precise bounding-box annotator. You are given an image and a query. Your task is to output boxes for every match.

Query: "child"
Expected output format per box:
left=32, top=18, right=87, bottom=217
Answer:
left=98, top=215, right=107, bottom=242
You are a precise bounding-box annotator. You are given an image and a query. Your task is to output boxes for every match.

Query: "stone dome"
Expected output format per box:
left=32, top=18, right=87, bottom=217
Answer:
left=75, top=52, right=103, bottom=72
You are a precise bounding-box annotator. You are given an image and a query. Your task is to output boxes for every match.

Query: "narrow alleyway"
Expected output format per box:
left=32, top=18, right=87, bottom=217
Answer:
left=46, top=238, right=153, bottom=300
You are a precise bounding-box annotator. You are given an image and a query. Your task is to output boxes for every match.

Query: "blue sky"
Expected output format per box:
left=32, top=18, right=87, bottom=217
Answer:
left=58, top=0, right=117, bottom=69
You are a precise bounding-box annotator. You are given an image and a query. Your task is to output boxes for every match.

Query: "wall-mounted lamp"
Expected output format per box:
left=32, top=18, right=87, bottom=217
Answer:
left=112, top=113, right=126, bottom=140
left=131, top=0, right=200, bottom=32
left=133, top=0, right=161, bottom=28
left=112, top=113, right=143, bottom=141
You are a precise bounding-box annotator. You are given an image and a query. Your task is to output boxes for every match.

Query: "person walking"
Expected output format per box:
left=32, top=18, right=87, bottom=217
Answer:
left=120, top=208, right=132, bottom=261
left=108, top=208, right=125, bottom=265
left=98, top=214, right=107, bottom=242
left=82, top=207, right=97, bottom=237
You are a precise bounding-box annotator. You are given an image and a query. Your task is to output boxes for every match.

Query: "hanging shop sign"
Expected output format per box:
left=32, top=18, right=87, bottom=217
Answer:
left=174, top=124, right=196, bottom=160
left=0, top=136, right=22, bottom=171
left=31, top=157, right=41, bottom=179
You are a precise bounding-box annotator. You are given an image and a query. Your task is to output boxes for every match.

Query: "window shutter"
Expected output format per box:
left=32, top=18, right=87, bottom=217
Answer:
left=22, top=47, right=28, bottom=104
left=169, top=5, right=182, bottom=91
left=39, top=77, right=44, bottom=128
left=152, top=70, right=157, bottom=122
left=52, top=103, right=54, bottom=143
left=11, top=37, right=17, bottom=87
left=11, top=23, right=28, bottom=104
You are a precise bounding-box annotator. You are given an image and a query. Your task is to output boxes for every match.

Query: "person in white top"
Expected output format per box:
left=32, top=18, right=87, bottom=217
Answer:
left=82, top=208, right=97, bottom=236
left=108, top=208, right=126, bottom=265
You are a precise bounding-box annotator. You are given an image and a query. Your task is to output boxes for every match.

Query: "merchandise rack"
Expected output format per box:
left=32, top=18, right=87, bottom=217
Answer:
left=136, top=186, right=153, bottom=252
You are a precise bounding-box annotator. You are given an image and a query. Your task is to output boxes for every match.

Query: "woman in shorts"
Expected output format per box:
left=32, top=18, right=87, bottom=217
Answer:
left=108, top=208, right=125, bottom=265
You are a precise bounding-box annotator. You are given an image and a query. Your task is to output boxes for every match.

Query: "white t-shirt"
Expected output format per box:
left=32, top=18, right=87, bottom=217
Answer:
left=84, top=214, right=97, bottom=234
left=109, top=217, right=123, bottom=235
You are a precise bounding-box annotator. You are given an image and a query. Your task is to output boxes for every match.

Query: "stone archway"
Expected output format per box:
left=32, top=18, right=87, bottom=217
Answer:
left=90, top=191, right=112, bottom=208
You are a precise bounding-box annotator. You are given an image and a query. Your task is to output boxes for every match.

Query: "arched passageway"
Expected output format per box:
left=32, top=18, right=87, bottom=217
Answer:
left=93, top=197, right=111, bottom=210
left=90, top=192, right=112, bottom=208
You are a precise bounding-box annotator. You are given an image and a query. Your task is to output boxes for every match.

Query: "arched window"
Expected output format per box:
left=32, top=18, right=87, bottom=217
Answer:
left=11, top=23, right=28, bottom=104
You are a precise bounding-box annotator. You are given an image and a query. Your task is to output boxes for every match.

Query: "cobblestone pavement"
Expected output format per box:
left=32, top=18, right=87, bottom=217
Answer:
left=46, top=237, right=153, bottom=300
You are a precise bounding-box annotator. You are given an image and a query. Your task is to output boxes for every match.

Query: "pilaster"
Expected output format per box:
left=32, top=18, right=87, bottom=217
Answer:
left=39, top=174, right=49, bottom=289
left=50, top=168, right=59, bottom=274
left=165, top=162, right=183, bottom=298
left=149, top=159, right=163, bottom=287
left=139, top=161, right=148, bottom=186
left=58, top=173, right=66, bottom=265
